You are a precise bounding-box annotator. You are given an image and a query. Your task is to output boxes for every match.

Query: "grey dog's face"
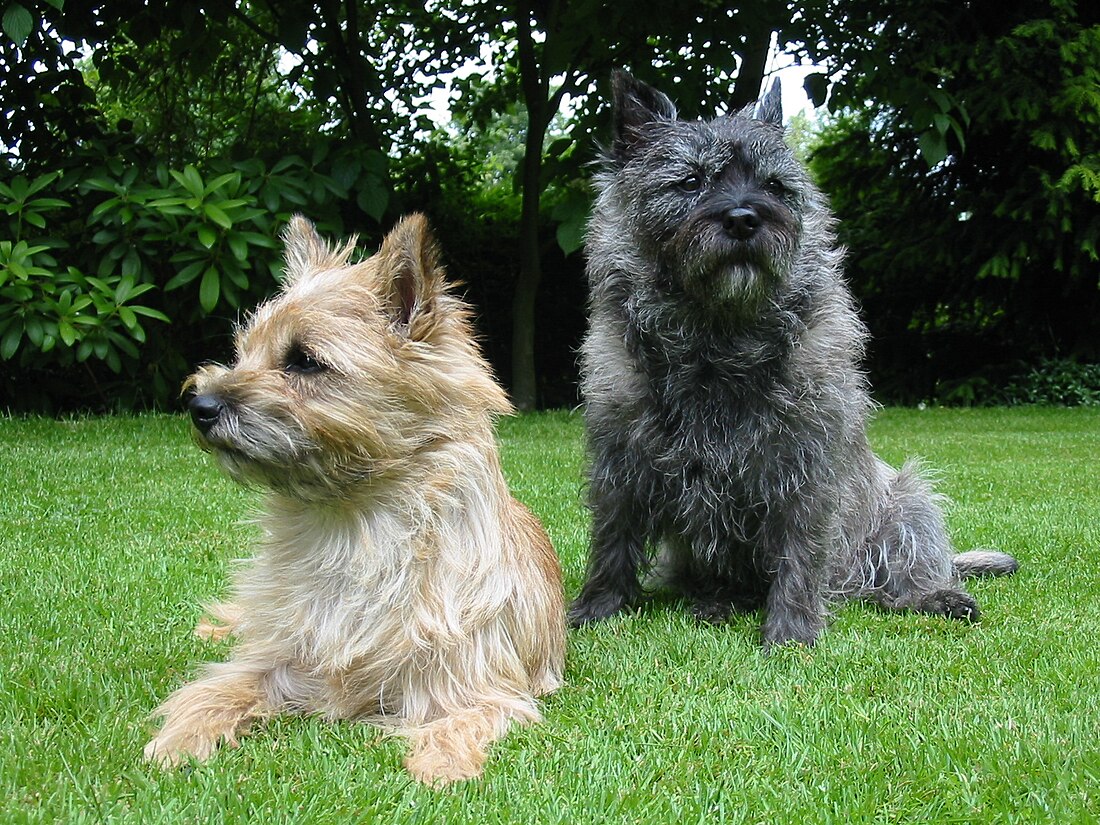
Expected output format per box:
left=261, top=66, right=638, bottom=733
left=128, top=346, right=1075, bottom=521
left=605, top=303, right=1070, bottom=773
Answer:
left=601, top=73, right=811, bottom=309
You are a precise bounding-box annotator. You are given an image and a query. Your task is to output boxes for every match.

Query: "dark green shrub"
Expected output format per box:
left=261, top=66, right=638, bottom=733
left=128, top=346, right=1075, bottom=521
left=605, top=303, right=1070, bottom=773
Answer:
left=0, top=171, right=169, bottom=376
left=1003, top=359, right=1100, bottom=407
left=1, top=142, right=390, bottom=410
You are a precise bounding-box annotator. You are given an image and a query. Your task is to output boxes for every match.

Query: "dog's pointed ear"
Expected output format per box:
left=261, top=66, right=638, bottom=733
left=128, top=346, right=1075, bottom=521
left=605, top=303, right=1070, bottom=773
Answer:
left=754, top=78, right=784, bottom=126
left=280, top=214, right=356, bottom=285
left=611, top=69, right=678, bottom=158
left=374, top=213, right=445, bottom=336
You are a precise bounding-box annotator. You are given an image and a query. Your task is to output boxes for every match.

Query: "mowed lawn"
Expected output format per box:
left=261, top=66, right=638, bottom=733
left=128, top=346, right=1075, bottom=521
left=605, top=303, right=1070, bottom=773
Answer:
left=1, top=407, right=1097, bottom=823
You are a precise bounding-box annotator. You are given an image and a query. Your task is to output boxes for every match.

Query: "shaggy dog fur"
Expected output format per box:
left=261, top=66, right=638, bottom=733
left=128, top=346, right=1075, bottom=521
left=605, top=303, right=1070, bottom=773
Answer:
left=568, top=71, right=1017, bottom=647
left=144, top=214, right=565, bottom=784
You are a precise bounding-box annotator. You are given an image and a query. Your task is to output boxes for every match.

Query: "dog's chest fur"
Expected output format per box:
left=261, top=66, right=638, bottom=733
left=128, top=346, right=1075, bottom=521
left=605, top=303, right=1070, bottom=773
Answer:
left=590, top=283, right=855, bottom=570
left=230, top=492, right=503, bottom=718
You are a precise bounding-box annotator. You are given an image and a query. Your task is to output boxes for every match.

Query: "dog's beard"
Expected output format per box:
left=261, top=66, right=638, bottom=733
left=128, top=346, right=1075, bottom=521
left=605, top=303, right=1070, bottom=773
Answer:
left=194, top=406, right=359, bottom=500
left=665, top=225, right=785, bottom=310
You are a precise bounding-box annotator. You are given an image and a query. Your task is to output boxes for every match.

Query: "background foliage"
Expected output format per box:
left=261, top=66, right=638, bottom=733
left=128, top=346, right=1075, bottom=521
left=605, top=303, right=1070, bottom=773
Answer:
left=1, top=0, right=1098, bottom=411
left=807, top=0, right=1100, bottom=405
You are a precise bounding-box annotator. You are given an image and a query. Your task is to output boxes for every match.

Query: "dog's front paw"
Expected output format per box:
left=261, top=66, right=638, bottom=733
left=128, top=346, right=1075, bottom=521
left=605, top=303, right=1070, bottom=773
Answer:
left=691, top=599, right=734, bottom=625
left=143, top=731, right=218, bottom=768
left=404, top=742, right=485, bottom=787
left=760, top=613, right=823, bottom=650
left=567, top=588, right=629, bottom=627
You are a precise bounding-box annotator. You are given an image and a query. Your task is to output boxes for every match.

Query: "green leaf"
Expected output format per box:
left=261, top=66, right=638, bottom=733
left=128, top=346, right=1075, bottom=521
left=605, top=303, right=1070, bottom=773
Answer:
left=164, top=261, right=204, bottom=291
left=332, top=156, right=361, bottom=190
left=929, top=88, right=951, bottom=113
left=271, top=155, right=304, bottom=175
left=197, top=225, right=218, bottom=249
left=917, top=129, right=948, bottom=168
left=2, top=3, right=33, bottom=47
left=203, top=203, right=232, bottom=229
left=356, top=178, right=389, bottom=223
left=59, top=319, right=76, bottom=347
left=27, top=196, right=68, bottom=209
left=85, top=276, right=112, bottom=294
left=224, top=262, right=248, bottom=289
left=361, top=150, right=389, bottom=178
left=123, top=282, right=155, bottom=300
left=128, top=319, right=147, bottom=343
left=238, top=232, right=277, bottom=249
left=550, top=185, right=591, bottom=254
left=114, top=277, right=133, bottom=304
left=121, top=249, right=141, bottom=279
left=146, top=196, right=186, bottom=208
left=206, top=172, right=241, bottom=194
left=129, top=306, right=171, bottom=322
left=118, top=305, right=137, bottom=330
left=199, top=267, right=220, bottom=313
left=556, top=220, right=585, bottom=256
left=24, top=172, right=58, bottom=197
left=182, top=165, right=205, bottom=199
left=81, top=177, right=119, bottom=194
left=90, top=197, right=122, bottom=221
left=227, top=232, right=249, bottom=261
left=111, top=331, right=137, bottom=358
left=1, top=322, right=22, bottom=359
left=24, top=314, right=43, bottom=347
left=8, top=176, right=28, bottom=201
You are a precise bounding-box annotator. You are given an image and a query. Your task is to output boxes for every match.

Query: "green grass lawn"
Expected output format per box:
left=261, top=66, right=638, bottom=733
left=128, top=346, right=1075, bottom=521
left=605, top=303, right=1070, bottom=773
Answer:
left=2, top=408, right=1098, bottom=823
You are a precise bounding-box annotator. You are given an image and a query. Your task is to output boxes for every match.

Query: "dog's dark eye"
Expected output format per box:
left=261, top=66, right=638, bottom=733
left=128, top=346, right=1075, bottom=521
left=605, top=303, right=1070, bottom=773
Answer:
left=285, top=345, right=324, bottom=375
left=764, top=179, right=787, bottom=197
left=678, top=173, right=703, bottom=193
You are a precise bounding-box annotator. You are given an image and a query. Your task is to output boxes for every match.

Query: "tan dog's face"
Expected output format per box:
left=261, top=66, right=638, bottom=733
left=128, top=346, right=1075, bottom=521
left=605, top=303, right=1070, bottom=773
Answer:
left=185, top=215, right=487, bottom=500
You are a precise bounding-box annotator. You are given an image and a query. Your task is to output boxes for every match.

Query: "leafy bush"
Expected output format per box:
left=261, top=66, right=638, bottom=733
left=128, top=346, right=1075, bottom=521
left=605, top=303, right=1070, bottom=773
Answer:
left=1003, top=359, right=1100, bottom=407
left=1, top=141, right=390, bottom=410
left=0, top=171, right=169, bottom=375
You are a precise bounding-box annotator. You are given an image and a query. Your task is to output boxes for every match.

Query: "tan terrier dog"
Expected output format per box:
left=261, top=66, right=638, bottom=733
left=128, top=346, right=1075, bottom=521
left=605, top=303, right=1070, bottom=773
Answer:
left=144, top=214, right=565, bottom=785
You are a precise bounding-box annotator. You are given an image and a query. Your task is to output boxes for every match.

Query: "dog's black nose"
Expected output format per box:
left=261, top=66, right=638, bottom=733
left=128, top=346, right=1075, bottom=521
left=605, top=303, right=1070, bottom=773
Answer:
left=723, top=206, right=761, bottom=241
left=188, top=394, right=225, bottom=434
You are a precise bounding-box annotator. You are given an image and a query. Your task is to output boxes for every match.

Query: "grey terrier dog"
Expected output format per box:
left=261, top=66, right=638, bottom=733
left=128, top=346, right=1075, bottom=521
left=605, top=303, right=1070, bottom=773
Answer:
left=568, top=70, right=1017, bottom=647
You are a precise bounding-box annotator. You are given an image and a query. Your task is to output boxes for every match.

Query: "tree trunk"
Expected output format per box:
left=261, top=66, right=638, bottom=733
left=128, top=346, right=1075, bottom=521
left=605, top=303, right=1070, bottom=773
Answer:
left=730, top=4, right=784, bottom=111
left=511, top=135, right=543, bottom=411
left=511, top=1, right=548, bottom=411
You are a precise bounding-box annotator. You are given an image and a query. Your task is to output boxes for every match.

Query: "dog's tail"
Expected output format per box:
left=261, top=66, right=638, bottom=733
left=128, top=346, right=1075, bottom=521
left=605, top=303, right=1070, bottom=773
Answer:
left=953, top=550, right=1019, bottom=578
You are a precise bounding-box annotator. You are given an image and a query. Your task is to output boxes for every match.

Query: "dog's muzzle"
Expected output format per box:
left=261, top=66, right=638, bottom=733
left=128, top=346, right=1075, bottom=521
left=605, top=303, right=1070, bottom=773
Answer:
left=188, top=394, right=226, bottom=435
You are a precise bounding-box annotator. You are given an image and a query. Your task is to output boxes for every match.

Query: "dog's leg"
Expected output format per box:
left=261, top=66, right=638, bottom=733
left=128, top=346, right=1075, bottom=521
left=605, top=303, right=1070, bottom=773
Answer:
left=862, top=461, right=981, bottom=622
left=569, top=436, right=649, bottom=625
left=759, top=500, right=832, bottom=647
left=760, top=546, right=829, bottom=647
left=404, top=700, right=538, bottom=786
left=144, top=661, right=270, bottom=767
left=568, top=481, right=647, bottom=626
